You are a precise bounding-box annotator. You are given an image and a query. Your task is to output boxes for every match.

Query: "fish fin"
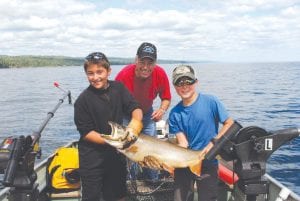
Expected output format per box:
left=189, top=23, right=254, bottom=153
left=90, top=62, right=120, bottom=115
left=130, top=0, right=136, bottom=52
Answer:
left=189, top=161, right=202, bottom=176
left=162, top=163, right=174, bottom=177
left=143, top=156, right=163, bottom=170
left=138, top=161, right=146, bottom=167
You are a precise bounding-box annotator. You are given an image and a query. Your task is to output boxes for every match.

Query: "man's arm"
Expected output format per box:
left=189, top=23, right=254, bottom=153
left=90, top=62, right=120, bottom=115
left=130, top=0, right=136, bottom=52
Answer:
left=151, top=99, right=170, bottom=122
left=159, top=99, right=171, bottom=112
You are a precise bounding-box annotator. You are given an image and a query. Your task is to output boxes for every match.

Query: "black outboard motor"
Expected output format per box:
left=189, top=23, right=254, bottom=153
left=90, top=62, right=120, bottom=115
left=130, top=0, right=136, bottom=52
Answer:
left=206, top=121, right=300, bottom=201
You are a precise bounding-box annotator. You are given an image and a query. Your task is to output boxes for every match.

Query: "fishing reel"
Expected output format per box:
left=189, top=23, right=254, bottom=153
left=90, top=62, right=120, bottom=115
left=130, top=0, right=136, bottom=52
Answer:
left=206, top=121, right=300, bottom=201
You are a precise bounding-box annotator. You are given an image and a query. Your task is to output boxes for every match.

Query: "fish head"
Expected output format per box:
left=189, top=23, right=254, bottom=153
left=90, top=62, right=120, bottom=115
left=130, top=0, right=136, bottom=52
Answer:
left=101, top=121, right=128, bottom=141
left=100, top=121, right=138, bottom=149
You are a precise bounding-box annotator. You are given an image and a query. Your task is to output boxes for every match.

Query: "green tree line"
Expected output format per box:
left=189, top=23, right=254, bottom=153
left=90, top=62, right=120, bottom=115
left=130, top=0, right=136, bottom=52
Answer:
left=0, top=55, right=82, bottom=68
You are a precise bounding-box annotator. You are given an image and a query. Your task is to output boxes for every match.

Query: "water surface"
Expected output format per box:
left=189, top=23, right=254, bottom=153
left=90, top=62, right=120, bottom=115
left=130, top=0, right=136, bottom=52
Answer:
left=0, top=62, right=299, bottom=194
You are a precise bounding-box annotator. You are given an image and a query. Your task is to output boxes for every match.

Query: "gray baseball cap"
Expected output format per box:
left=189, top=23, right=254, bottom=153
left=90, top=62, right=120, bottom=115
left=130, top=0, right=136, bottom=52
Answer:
left=172, top=65, right=196, bottom=85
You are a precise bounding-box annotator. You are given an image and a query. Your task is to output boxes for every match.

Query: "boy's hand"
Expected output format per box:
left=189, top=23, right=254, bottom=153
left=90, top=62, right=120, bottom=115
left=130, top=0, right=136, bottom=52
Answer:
left=127, top=118, right=143, bottom=136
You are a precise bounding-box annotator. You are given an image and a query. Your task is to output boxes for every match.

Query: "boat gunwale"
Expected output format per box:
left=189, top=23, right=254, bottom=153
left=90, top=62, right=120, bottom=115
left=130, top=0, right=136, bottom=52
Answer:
left=264, top=173, right=300, bottom=200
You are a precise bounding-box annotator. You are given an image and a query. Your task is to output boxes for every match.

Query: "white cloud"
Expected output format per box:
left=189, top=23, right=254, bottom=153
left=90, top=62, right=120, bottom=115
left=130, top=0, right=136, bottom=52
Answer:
left=0, top=0, right=299, bottom=62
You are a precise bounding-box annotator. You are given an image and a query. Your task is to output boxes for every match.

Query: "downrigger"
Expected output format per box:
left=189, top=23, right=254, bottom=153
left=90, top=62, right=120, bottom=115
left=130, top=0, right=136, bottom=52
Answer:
left=206, top=121, right=300, bottom=201
left=0, top=89, right=72, bottom=201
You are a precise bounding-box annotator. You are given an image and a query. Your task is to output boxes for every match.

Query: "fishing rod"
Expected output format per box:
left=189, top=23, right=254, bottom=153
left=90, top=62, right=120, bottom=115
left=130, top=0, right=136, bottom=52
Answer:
left=53, top=81, right=75, bottom=100
left=0, top=84, right=72, bottom=201
left=31, top=84, right=72, bottom=146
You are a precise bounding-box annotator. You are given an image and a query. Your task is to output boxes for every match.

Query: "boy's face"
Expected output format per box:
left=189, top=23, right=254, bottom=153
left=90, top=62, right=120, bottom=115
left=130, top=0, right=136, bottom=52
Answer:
left=174, top=78, right=197, bottom=100
left=85, top=64, right=111, bottom=89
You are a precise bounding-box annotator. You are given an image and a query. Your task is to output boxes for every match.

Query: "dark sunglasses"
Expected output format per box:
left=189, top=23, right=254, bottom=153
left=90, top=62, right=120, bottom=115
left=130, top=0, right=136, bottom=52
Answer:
left=175, top=79, right=196, bottom=87
left=85, top=52, right=108, bottom=62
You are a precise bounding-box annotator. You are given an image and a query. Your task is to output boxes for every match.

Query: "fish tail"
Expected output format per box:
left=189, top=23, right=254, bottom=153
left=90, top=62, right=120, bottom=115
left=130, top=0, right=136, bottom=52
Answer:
left=162, top=164, right=175, bottom=177
left=189, top=161, right=202, bottom=176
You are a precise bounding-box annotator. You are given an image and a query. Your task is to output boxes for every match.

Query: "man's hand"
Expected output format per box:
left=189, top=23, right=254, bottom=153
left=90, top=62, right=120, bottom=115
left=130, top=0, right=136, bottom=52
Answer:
left=151, top=108, right=165, bottom=122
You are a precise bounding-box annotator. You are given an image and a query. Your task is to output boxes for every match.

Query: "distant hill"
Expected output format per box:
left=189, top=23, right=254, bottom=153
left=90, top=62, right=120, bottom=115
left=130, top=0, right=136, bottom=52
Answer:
left=0, top=55, right=83, bottom=68
left=0, top=55, right=194, bottom=68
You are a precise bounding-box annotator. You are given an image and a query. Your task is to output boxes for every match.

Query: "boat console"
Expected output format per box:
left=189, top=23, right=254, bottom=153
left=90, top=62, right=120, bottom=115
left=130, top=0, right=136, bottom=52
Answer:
left=206, top=121, right=300, bottom=201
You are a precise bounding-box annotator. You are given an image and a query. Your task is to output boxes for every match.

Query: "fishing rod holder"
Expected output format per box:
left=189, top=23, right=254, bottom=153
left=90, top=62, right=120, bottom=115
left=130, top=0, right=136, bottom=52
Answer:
left=206, top=121, right=299, bottom=201
left=0, top=90, right=72, bottom=201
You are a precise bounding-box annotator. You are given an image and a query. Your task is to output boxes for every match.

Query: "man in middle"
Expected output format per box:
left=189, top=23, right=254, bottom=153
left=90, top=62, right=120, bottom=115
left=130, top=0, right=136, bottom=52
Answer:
left=115, top=42, right=171, bottom=182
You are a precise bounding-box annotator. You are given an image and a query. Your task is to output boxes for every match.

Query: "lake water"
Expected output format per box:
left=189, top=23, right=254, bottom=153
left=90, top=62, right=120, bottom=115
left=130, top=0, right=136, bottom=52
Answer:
left=0, top=62, right=299, bottom=195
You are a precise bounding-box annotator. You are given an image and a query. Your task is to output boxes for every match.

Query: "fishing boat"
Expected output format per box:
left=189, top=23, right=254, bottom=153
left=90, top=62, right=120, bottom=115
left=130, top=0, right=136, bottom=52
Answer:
left=1, top=141, right=299, bottom=201
left=0, top=89, right=299, bottom=201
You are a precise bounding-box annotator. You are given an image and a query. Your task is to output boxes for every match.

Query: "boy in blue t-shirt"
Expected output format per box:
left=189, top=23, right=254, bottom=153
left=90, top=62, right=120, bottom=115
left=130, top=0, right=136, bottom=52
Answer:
left=168, top=65, right=234, bottom=201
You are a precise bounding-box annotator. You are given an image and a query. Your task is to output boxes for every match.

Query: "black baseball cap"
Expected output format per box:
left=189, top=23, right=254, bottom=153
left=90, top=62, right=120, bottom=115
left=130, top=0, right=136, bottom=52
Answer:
left=136, top=42, right=157, bottom=61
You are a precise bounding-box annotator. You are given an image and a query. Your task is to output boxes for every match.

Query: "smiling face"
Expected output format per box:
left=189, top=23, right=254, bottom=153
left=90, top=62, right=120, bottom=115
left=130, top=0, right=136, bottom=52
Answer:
left=174, top=78, right=198, bottom=103
left=134, top=57, right=155, bottom=79
left=85, top=63, right=111, bottom=89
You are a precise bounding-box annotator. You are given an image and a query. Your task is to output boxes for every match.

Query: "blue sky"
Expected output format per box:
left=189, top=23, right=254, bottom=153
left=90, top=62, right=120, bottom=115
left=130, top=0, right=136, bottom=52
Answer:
left=0, top=0, right=299, bottom=62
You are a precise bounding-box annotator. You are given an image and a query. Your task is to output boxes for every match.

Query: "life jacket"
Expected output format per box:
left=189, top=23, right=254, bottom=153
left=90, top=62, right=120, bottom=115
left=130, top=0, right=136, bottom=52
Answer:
left=46, top=147, right=80, bottom=193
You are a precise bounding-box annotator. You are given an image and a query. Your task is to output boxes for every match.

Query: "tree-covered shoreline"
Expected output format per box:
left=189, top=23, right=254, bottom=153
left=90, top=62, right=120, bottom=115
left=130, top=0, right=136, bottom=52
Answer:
left=0, top=55, right=192, bottom=68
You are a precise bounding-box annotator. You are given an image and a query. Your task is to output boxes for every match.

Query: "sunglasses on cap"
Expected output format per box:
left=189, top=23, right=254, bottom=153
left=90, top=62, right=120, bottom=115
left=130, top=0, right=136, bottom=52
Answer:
left=85, top=52, right=108, bottom=62
left=175, top=78, right=196, bottom=87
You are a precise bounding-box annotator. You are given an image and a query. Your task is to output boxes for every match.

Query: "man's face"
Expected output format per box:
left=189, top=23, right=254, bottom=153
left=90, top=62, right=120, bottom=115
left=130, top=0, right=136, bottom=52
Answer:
left=85, top=64, right=111, bottom=89
left=135, top=57, right=155, bottom=79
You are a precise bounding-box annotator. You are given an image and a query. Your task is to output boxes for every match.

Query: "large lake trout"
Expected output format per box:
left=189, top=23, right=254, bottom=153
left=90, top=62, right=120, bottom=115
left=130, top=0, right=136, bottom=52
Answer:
left=102, top=121, right=206, bottom=176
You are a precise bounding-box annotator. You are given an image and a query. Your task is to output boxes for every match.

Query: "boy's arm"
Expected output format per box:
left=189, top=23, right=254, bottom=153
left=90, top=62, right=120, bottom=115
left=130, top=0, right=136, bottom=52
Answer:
left=176, top=132, right=189, bottom=148
left=127, top=108, right=143, bottom=137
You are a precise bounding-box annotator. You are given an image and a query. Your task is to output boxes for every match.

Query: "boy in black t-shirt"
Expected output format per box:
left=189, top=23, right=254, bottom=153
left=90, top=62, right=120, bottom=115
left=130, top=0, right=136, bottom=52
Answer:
left=74, top=52, right=143, bottom=201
